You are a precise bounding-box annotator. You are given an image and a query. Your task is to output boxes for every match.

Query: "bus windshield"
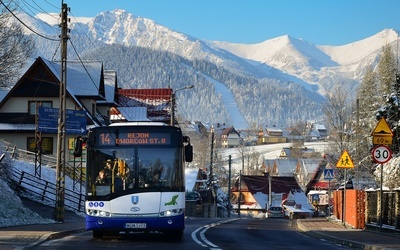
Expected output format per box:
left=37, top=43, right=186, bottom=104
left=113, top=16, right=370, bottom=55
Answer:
left=86, top=147, right=183, bottom=198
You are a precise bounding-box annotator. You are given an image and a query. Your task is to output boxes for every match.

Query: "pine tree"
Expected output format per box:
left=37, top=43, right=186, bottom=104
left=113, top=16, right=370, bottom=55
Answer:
left=355, top=66, right=377, bottom=175
left=377, top=44, right=396, bottom=97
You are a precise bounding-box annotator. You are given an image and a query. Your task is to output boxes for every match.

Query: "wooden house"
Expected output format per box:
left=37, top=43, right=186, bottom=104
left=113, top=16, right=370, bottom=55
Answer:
left=0, top=56, right=116, bottom=155
left=221, top=126, right=241, bottom=148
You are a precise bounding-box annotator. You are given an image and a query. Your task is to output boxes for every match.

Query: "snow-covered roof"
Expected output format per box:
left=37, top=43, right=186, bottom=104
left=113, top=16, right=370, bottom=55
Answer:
left=0, top=123, right=36, bottom=131
left=299, top=158, right=321, bottom=176
left=274, top=159, right=298, bottom=176
left=42, top=58, right=103, bottom=97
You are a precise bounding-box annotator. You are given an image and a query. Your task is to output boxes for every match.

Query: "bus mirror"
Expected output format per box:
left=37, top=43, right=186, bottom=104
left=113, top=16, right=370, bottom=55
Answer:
left=73, top=136, right=83, bottom=157
left=185, top=143, right=193, bottom=162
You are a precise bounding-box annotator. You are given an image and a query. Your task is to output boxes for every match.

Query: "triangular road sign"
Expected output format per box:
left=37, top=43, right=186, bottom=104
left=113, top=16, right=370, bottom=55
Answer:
left=336, top=150, right=354, bottom=168
left=371, top=117, right=393, bottom=136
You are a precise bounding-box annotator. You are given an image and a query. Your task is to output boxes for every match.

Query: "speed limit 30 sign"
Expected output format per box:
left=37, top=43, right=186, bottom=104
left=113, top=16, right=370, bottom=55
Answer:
left=372, top=145, right=392, bottom=164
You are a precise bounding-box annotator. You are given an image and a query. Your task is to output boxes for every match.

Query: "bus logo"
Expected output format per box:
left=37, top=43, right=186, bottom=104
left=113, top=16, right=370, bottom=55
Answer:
left=131, top=196, right=139, bottom=204
left=130, top=207, right=140, bottom=212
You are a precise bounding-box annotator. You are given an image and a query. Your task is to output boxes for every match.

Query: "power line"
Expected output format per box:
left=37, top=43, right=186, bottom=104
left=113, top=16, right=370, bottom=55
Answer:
left=0, top=0, right=60, bottom=41
left=68, top=39, right=100, bottom=92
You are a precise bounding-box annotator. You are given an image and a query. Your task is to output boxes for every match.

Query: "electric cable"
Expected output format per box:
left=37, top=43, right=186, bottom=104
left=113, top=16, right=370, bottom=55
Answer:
left=0, top=0, right=59, bottom=41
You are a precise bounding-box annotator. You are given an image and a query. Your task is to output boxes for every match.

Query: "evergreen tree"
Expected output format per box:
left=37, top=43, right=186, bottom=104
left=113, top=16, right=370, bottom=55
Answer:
left=355, top=66, right=377, bottom=176
left=377, top=44, right=396, bottom=98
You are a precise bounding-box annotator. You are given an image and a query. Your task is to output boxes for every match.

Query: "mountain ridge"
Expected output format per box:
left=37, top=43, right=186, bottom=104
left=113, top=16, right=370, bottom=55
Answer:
left=14, top=9, right=400, bottom=128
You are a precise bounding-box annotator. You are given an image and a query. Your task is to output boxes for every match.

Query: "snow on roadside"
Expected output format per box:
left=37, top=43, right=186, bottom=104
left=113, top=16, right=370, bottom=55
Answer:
left=0, top=177, right=54, bottom=227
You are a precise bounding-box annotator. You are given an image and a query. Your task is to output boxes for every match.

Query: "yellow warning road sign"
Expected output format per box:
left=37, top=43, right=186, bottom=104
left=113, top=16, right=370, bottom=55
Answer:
left=336, top=150, right=354, bottom=168
left=371, top=117, right=393, bottom=136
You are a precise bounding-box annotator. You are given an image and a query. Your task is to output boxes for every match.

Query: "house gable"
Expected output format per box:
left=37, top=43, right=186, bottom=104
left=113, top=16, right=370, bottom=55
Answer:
left=0, top=56, right=112, bottom=153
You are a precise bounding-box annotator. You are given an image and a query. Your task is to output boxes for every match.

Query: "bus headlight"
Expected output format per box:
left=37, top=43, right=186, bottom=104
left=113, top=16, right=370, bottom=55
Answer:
left=159, top=208, right=184, bottom=217
left=86, top=209, right=111, bottom=217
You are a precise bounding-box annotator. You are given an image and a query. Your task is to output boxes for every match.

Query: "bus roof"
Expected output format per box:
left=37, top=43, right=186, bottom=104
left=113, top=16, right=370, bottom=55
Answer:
left=108, top=122, right=169, bottom=127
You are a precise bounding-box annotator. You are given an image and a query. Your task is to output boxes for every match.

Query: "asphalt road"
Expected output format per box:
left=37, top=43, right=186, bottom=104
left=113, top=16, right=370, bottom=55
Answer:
left=32, top=217, right=348, bottom=250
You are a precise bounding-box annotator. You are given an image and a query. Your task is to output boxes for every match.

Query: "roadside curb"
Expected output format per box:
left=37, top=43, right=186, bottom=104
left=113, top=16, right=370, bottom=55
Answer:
left=16, top=227, right=86, bottom=250
left=295, top=219, right=386, bottom=250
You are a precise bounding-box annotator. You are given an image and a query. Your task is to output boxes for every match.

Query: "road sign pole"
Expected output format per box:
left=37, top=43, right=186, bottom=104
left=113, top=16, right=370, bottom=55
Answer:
left=328, top=179, right=331, bottom=216
left=380, top=163, right=383, bottom=232
left=343, top=168, right=347, bottom=225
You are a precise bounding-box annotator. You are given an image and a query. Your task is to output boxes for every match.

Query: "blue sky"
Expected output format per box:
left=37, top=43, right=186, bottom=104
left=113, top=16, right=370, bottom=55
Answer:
left=23, top=0, right=400, bottom=45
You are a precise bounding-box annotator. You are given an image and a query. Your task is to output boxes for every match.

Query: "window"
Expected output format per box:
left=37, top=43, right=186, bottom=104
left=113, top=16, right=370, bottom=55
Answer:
left=27, top=137, right=53, bottom=154
left=28, top=101, right=52, bottom=115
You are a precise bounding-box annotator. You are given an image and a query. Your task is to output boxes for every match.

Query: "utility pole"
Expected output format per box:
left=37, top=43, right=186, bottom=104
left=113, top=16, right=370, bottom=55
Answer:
left=228, top=155, right=232, bottom=218
left=55, top=2, right=69, bottom=222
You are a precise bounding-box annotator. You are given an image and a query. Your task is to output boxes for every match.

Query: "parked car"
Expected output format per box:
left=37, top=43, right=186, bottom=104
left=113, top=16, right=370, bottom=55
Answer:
left=185, top=191, right=202, bottom=205
left=266, top=206, right=285, bottom=218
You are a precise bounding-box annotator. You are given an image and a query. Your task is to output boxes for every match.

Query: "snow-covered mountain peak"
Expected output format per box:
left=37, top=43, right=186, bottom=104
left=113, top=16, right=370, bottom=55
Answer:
left=319, top=29, right=400, bottom=66
left=86, top=8, right=194, bottom=49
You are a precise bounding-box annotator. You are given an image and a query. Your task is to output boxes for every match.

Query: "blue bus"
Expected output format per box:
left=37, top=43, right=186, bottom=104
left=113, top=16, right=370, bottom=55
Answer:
left=81, top=122, right=192, bottom=239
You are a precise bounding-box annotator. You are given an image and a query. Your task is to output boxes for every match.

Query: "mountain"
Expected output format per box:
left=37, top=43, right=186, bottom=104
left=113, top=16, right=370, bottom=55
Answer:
left=15, top=9, right=400, bottom=129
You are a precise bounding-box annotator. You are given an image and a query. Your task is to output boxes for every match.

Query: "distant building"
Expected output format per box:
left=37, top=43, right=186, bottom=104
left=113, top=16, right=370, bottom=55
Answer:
left=221, top=126, right=242, bottom=148
left=305, top=121, right=328, bottom=141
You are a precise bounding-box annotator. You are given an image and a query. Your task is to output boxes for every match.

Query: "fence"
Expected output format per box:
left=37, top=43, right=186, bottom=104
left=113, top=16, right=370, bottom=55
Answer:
left=11, top=168, right=85, bottom=213
left=334, top=189, right=400, bottom=233
left=1, top=139, right=85, bottom=184
left=1, top=139, right=57, bottom=167
left=365, top=190, right=400, bottom=232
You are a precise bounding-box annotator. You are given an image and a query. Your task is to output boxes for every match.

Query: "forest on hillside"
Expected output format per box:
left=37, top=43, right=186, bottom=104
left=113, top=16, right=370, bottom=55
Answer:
left=82, top=44, right=325, bottom=127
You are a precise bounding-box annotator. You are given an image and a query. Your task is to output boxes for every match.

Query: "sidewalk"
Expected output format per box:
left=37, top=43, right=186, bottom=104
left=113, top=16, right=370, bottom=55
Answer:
left=0, top=220, right=85, bottom=250
left=0, top=198, right=85, bottom=250
left=296, top=217, right=400, bottom=250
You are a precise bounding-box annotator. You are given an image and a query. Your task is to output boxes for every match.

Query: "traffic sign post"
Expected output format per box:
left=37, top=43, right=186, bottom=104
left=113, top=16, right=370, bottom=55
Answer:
left=371, top=144, right=392, bottom=232
left=336, top=150, right=355, bottom=226
left=370, top=118, right=393, bottom=231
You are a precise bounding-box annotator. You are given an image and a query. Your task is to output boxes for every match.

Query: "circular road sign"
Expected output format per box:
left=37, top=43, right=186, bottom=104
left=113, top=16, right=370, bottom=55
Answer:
left=372, top=145, right=392, bottom=164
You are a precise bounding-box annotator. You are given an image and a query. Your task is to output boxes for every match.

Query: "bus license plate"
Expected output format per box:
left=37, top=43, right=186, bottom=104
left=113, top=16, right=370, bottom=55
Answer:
left=125, top=223, right=146, bottom=229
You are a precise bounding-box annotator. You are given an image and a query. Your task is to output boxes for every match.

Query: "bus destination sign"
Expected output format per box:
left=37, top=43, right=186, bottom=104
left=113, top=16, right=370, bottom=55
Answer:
left=99, top=132, right=171, bottom=146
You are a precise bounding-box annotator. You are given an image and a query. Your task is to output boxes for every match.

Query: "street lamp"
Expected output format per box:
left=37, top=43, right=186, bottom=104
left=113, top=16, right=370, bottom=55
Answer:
left=170, top=85, right=194, bottom=126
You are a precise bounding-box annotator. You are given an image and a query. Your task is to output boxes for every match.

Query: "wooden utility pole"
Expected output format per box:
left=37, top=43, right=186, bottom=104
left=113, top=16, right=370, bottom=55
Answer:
left=55, top=2, right=69, bottom=222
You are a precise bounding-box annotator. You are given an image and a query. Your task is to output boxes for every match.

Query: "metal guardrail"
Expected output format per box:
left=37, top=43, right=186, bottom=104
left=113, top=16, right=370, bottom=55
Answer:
left=11, top=168, right=85, bottom=213
left=1, top=139, right=85, bottom=184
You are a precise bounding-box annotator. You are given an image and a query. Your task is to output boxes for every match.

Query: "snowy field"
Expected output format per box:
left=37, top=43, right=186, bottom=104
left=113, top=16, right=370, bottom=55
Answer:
left=0, top=141, right=330, bottom=227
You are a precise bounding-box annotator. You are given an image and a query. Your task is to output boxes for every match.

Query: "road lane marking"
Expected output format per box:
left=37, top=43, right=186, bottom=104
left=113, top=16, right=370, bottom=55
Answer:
left=191, top=218, right=239, bottom=249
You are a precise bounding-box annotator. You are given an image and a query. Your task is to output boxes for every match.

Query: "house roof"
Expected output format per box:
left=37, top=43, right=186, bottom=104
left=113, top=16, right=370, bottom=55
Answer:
left=274, top=159, right=298, bottom=176
left=41, top=57, right=105, bottom=99
left=221, top=126, right=239, bottom=136
left=299, top=158, right=321, bottom=176
left=118, top=88, right=172, bottom=101
left=238, top=175, right=303, bottom=201
left=117, top=88, right=172, bottom=123
left=111, top=107, right=150, bottom=122
left=97, top=70, right=117, bottom=106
